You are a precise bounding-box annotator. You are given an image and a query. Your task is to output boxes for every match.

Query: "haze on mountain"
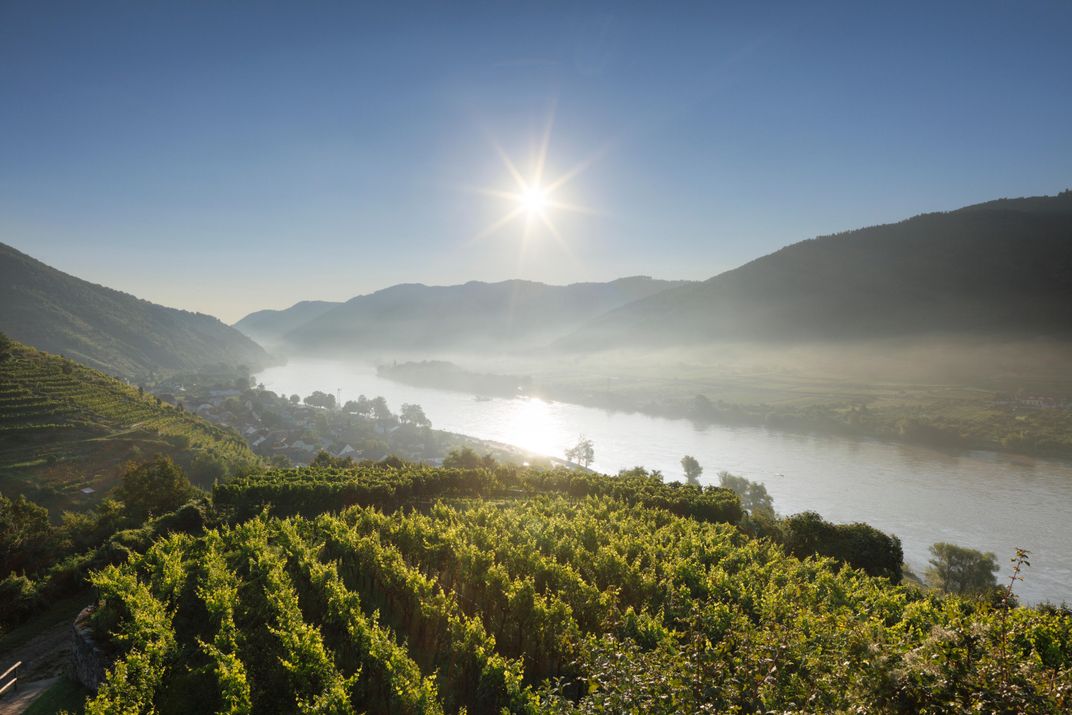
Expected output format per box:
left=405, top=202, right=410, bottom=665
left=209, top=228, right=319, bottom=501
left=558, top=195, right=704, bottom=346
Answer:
left=238, top=276, right=688, bottom=355
left=233, top=301, right=341, bottom=350
left=560, top=192, right=1072, bottom=350
left=0, top=242, right=269, bottom=380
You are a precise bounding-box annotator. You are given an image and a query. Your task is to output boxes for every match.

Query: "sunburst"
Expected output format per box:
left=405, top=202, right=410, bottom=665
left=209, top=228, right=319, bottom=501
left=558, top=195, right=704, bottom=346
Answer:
left=470, top=103, right=600, bottom=250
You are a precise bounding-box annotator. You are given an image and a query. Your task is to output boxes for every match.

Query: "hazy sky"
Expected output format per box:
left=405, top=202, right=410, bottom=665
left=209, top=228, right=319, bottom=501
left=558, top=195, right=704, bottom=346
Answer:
left=2, top=1, right=1071, bottom=323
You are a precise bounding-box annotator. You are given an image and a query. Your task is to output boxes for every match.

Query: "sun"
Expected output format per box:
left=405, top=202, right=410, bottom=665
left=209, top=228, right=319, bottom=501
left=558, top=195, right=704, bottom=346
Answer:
left=469, top=102, right=601, bottom=247
left=519, top=185, right=549, bottom=217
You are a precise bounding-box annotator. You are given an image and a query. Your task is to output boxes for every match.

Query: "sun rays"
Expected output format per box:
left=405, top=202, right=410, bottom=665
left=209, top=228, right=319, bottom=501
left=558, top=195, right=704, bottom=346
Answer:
left=468, top=103, right=600, bottom=253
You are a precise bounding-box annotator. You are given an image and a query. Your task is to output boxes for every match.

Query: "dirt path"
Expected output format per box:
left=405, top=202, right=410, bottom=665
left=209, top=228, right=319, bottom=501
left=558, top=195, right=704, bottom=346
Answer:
left=0, top=677, right=58, bottom=715
left=0, top=620, right=73, bottom=713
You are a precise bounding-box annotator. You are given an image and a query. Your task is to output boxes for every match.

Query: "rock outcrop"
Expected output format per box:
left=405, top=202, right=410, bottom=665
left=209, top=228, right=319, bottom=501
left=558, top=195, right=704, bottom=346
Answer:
left=71, top=606, right=110, bottom=691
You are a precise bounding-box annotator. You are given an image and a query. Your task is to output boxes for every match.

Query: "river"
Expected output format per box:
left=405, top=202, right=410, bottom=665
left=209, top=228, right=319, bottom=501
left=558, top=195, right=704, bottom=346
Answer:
left=256, top=358, right=1072, bottom=605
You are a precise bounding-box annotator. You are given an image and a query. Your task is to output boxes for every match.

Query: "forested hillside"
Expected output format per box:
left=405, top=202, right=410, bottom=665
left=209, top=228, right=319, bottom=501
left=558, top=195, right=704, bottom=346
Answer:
left=80, top=465, right=1070, bottom=713
left=269, top=276, right=687, bottom=354
left=0, top=337, right=259, bottom=511
left=565, top=192, right=1072, bottom=348
left=0, top=243, right=269, bottom=379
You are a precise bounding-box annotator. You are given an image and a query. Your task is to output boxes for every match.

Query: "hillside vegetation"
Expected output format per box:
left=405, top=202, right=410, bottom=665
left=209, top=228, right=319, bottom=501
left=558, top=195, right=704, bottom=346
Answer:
left=81, top=465, right=1070, bottom=713
left=565, top=192, right=1072, bottom=348
left=0, top=337, right=259, bottom=511
left=0, top=242, right=269, bottom=380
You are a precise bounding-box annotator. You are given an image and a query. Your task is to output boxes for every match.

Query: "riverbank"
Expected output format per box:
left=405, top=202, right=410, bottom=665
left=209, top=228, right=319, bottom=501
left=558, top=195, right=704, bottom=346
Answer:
left=377, top=359, right=1072, bottom=461
left=533, top=384, right=1072, bottom=461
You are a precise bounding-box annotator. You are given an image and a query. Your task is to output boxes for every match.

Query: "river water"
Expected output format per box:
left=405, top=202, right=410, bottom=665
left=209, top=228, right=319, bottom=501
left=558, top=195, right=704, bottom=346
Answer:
left=256, top=358, right=1072, bottom=605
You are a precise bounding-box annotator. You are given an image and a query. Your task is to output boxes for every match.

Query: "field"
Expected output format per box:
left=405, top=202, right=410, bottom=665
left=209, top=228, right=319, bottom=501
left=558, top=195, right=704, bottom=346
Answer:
left=77, top=465, right=1071, bottom=713
left=0, top=341, right=259, bottom=512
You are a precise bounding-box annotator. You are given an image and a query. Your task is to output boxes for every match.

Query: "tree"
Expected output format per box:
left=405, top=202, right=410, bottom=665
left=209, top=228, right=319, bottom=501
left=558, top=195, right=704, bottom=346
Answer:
left=680, top=455, right=703, bottom=485
left=304, top=391, right=336, bottom=409
left=719, top=471, right=775, bottom=518
left=565, top=436, right=595, bottom=469
left=925, top=542, right=1000, bottom=596
left=780, top=511, right=903, bottom=582
left=115, top=456, right=198, bottom=521
left=311, top=450, right=355, bottom=469
left=370, top=396, right=393, bottom=422
left=189, top=451, right=229, bottom=484
left=0, top=492, right=55, bottom=577
left=618, top=466, right=663, bottom=480
left=443, top=447, right=496, bottom=469
left=289, top=394, right=301, bottom=404
left=400, top=403, right=431, bottom=428
left=0, top=331, right=11, bottom=360
left=353, top=395, right=372, bottom=417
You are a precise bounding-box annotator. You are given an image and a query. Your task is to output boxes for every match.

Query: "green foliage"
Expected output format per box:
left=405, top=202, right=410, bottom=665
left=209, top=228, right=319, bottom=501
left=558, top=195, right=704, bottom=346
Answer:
left=0, top=572, right=39, bottom=623
left=212, top=464, right=743, bottom=525
left=303, top=391, right=336, bottom=409
left=718, top=470, right=775, bottom=518
left=0, top=491, right=55, bottom=576
left=370, top=396, right=392, bottom=421
left=115, top=455, right=199, bottom=521
left=0, top=341, right=262, bottom=511
left=399, top=402, right=431, bottom=428
left=679, top=455, right=702, bottom=485
left=442, top=446, right=496, bottom=469
left=926, top=541, right=1001, bottom=596
left=86, top=497, right=1072, bottom=713
left=780, top=510, right=903, bottom=582
left=86, top=557, right=180, bottom=713
left=310, top=450, right=356, bottom=469
left=565, top=435, right=595, bottom=468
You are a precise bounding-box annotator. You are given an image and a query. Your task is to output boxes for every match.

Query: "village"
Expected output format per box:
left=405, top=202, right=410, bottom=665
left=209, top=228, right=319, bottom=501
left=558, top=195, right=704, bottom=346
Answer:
left=152, top=375, right=442, bottom=466
left=148, top=372, right=543, bottom=469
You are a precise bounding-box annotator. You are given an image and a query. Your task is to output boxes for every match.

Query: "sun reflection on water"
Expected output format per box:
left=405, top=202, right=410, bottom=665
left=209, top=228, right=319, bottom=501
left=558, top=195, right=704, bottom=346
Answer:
left=501, top=397, right=562, bottom=458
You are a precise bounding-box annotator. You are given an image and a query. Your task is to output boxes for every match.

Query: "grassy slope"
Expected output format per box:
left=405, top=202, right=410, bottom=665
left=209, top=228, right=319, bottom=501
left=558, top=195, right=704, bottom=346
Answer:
left=0, top=341, right=259, bottom=512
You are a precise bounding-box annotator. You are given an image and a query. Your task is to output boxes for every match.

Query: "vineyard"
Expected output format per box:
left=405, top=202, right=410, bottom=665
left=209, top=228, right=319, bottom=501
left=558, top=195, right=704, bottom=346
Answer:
left=212, top=464, right=743, bottom=524
left=86, top=491, right=1071, bottom=713
left=0, top=341, right=258, bottom=508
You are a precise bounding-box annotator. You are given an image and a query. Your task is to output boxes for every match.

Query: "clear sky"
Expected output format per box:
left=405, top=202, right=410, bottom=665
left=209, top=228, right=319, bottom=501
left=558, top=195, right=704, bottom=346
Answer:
left=2, top=1, right=1070, bottom=323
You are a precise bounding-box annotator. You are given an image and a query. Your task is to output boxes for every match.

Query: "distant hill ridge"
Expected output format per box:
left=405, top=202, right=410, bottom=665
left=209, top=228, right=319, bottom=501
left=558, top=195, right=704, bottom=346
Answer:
left=0, top=242, right=269, bottom=379
left=238, top=275, right=690, bottom=354
left=233, top=300, right=341, bottom=349
left=561, top=191, right=1072, bottom=348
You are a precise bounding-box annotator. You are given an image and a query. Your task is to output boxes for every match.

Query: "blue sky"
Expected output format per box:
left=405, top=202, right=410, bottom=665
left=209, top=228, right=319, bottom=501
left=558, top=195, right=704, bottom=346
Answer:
left=2, top=1, right=1070, bottom=322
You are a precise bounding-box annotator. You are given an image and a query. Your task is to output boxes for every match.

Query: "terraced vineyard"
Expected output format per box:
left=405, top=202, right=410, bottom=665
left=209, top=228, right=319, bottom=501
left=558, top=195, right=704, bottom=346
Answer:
left=0, top=340, right=259, bottom=508
left=84, top=473, right=1071, bottom=713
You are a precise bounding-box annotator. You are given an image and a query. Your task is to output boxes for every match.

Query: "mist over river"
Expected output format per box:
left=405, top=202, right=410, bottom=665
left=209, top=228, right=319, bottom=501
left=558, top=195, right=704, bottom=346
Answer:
left=257, top=358, right=1072, bottom=605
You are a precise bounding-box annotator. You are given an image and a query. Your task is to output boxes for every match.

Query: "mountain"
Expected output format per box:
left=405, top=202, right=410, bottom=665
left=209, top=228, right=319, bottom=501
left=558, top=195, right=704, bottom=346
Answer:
left=0, top=242, right=270, bottom=379
left=562, top=191, right=1072, bottom=348
left=233, top=300, right=341, bottom=348
left=0, top=338, right=259, bottom=512
left=272, top=276, right=689, bottom=354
